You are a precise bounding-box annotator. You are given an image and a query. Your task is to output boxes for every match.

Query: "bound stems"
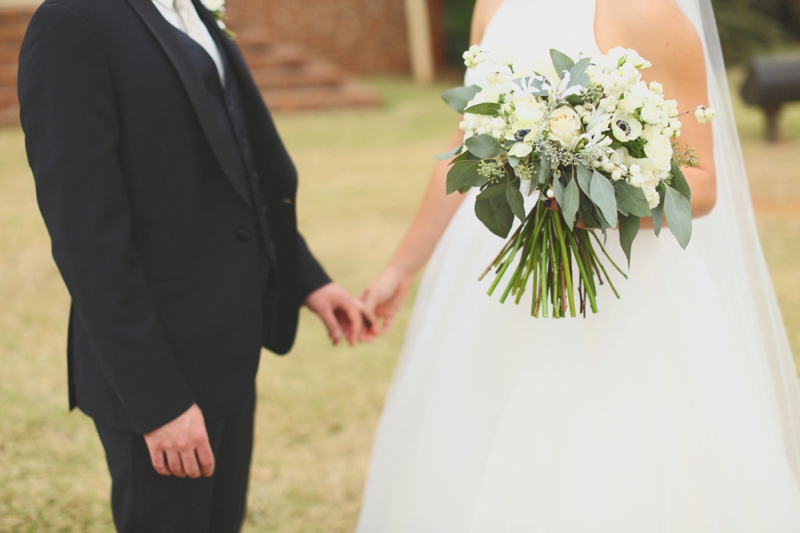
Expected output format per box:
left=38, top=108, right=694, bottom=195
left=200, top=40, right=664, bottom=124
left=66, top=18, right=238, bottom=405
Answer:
left=482, top=196, right=622, bottom=318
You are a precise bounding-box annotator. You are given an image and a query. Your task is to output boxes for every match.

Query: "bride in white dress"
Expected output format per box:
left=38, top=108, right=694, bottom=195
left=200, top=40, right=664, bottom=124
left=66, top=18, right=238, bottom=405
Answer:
left=355, top=0, right=800, bottom=530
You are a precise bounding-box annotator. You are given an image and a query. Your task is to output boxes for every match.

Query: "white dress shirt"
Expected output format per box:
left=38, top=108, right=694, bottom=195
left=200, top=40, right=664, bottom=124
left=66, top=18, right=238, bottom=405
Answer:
left=151, top=0, right=226, bottom=84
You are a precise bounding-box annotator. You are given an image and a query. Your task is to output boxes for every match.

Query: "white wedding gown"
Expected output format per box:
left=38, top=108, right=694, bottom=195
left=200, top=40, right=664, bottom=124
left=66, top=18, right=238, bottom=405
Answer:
left=355, top=1, right=800, bottom=531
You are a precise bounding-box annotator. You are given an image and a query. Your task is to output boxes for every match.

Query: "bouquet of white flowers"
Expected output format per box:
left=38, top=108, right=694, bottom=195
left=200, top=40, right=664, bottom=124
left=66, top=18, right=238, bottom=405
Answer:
left=439, top=46, right=715, bottom=318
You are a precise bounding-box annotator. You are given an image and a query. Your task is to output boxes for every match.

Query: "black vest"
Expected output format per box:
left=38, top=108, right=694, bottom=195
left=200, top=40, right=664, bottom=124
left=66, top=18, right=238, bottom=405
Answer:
left=172, top=25, right=277, bottom=267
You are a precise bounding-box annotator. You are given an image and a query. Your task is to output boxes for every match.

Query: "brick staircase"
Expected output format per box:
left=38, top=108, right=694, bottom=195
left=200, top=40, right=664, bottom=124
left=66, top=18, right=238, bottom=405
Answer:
left=0, top=6, right=32, bottom=127
left=235, top=28, right=380, bottom=111
left=0, top=5, right=379, bottom=127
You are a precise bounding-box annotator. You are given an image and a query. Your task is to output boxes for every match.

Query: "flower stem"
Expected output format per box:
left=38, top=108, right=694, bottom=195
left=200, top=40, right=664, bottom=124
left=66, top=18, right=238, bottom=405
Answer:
left=552, top=214, right=576, bottom=317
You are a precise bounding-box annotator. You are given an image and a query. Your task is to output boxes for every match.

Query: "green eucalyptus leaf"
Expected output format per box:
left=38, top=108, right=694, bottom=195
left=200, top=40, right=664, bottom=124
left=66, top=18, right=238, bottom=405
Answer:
left=552, top=175, right=565, bottom=207
left=593, top=204, right=611, bottom=231
left=561, top=176, right=580, bottom=230
left=475, top=185, right=514, bottom=237
left=664, top=185, right=693, bottom=248
left=508, top=155, right=521, bottom=168
left=651, top=186, right=665, bottom=236
left=615, top=181, right=653, bottom=218
left=578, top=194, right=602, bottom=229
left=465, top=134, right=506, bottom=159
left=537, top=157, right=552, bottom=185
left=506, top=184, right=526, bottom=221
left=550, top=49, right=575, bottom=78
left=441, top=85, right=481, bottom=113
left=450, top=150, right=473, bottom=164
left=528, top=78, right=550, bottom=97
left=567, top=57, right=591, bottom=89
left=434, top=144, right=463, bottom=161
left=670, top=160, right=692, bottom=201
left=477, top=183, right=507, bottom=201
left=589, top=170, right=618, bottom=228
left=463, top=102, right=502, bottom=115
left=446, top=160, right=485, bottom=194
left=618, top=214, right=641, bottom=267
left=576, top=165, right=592, bottom=195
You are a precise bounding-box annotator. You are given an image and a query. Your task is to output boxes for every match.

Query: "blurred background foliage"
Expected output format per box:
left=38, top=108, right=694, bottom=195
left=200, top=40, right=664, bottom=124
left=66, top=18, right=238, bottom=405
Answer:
left=441, top=0, right=800, bottom=67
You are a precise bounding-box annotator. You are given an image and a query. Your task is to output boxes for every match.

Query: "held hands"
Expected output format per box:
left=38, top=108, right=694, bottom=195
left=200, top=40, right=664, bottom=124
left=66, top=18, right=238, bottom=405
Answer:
left=305, top=282, right=367, bottom=346
left=305, top=271, right=415, bottom=345
left=358, top=265, right=414, bottom=338
left=144, top=403, right=215, bottom=478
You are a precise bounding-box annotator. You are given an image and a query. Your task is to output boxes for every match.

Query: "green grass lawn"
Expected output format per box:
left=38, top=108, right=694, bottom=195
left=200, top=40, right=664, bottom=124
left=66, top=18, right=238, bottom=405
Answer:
left=1, top=76, right=800, bottom=532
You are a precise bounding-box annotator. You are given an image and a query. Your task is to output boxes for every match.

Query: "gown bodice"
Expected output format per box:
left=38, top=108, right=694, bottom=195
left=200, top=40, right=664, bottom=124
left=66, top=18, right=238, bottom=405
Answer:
left=465, top=0, right=601, bottom=87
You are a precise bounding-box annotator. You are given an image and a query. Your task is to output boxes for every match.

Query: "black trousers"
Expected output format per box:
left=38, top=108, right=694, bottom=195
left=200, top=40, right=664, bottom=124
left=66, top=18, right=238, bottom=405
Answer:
left=95, top=386, right=256, bottom=533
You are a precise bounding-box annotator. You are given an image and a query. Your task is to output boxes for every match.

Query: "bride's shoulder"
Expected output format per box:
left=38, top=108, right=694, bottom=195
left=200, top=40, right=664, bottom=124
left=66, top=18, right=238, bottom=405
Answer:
left=470, top=0, right=505, bottom=45
left=595, top=0, right=703, bottom=67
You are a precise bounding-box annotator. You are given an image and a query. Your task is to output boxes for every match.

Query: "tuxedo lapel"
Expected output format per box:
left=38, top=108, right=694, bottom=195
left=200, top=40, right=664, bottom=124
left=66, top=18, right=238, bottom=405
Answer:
left=124, top=0, right=252, bottom=207
left=192, top=2, right=257, bottom=96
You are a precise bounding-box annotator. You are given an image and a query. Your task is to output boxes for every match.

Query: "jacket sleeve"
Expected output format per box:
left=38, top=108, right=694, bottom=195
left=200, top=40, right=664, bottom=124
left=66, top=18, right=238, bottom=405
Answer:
left=294, top=232, right=332, bottom=303
left=18, top=2, right=196, bottom=435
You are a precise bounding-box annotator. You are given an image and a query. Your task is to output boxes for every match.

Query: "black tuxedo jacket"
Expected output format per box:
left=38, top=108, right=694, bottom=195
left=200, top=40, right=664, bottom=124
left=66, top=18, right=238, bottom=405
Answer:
left=18, top=0, right=330, bottom=435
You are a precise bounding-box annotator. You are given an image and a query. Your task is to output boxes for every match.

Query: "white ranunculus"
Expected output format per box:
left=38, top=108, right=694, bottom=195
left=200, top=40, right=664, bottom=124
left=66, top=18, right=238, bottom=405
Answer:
left=611, top=110, right=643, bottom=142
left=640, top=102, right=662, bottom=125
left=644, top=135, right=674, bottom=170
left=202, top=0, right=225, bottom=11
left=512, top=98, right=545, bottom=124
left=547, top=106, right=583, bottom=149
left=641, top=124, right=663, bottom=143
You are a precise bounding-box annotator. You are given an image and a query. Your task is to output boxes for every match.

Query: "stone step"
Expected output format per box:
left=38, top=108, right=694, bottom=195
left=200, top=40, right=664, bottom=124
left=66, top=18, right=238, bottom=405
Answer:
left=241, top=43, right=308, bottom=69
left=0, top=5, right=380, bottom=124
left=0, top=63, right=16, bottom=86
left=0, top=6, right=35, bottom=25
left=0, top=85, right=18, bottom=125
left=261, top=83, right=380, bottom=112
left=249, top=62, right=348, bottom=90
left=0, top=42, right=20, bottom=65
left=232, top=27, right=279, bottom=48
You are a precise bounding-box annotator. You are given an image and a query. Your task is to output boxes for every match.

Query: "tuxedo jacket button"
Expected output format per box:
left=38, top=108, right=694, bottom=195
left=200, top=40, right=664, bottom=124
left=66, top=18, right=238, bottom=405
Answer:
left=235, top=227, right=252, bottom=243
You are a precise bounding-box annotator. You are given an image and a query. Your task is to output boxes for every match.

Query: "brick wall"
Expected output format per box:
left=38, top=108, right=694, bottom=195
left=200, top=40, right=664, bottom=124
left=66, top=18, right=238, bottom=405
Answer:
left=225, top=0, right=445, bottom=75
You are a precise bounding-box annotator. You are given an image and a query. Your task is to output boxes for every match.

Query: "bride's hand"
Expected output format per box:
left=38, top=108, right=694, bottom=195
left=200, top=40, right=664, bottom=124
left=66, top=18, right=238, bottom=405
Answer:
left=359, top=266, right=415, bottom=338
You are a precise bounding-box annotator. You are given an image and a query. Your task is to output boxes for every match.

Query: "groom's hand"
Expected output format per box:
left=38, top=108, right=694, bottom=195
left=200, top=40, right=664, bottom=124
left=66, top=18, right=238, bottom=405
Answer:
left=143, top=403, right=215, bottom=479
left=305, top=283, right=364, bottom=346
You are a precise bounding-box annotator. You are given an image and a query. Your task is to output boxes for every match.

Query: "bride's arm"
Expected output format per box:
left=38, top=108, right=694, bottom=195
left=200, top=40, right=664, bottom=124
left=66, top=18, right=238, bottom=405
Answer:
left=358, top=128, right=465, bottom=335
left=359, top=0, right=505, bottom=335
left=596, top=0, right=717, bottom=221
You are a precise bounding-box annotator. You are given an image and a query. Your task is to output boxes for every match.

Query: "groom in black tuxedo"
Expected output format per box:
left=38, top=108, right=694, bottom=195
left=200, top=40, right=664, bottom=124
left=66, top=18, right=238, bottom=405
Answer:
left=18, top=0, right=364, bottom=530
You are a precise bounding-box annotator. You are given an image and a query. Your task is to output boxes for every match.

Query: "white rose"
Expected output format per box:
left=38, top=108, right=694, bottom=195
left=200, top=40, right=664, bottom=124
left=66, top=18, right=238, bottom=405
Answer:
left=611, top=110, right=643, bottom=142
left=548, top=106, right=583, bottom=149
left=643, top=135, right=673, bottom=170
